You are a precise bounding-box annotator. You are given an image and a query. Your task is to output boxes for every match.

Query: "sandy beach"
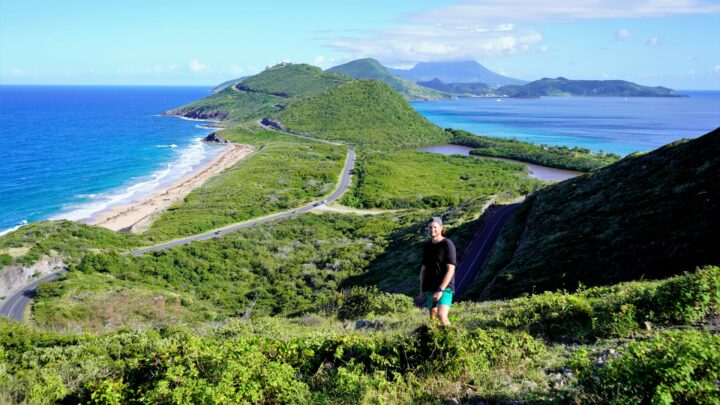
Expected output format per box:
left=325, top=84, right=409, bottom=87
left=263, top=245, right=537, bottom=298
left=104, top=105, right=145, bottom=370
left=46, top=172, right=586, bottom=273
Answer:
left=90, top=143, right=254, bottom=233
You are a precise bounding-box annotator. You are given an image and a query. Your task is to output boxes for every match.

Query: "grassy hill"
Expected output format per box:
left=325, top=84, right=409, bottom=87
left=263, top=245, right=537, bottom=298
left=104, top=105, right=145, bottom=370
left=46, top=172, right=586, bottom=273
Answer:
left=165, top=63, right=350, bottom=124
left=277, top=80, right=451, bottom=148
left=497, top=77, right=684, bottom=97
left=327, top=58, right=452, bottom=100
left=468, top=128, right=720, bottom=300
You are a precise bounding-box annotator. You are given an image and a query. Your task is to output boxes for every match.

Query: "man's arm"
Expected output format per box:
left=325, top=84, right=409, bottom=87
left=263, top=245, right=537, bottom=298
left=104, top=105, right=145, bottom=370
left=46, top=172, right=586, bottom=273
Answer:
left=418, top=265, right=426, bottom=297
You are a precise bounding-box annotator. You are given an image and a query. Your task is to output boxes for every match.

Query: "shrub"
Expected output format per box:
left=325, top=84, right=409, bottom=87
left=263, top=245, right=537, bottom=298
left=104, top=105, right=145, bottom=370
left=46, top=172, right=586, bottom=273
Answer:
left=336, top=286, right=414, bottom=320
left=577, top=330, right=720, bottom=404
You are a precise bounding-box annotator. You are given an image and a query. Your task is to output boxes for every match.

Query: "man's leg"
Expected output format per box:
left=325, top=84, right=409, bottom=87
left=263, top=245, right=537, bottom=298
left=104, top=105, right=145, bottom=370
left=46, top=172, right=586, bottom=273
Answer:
left=437, top=304, right=451, bottom=325
left=429, top=307, right=439, bottom=319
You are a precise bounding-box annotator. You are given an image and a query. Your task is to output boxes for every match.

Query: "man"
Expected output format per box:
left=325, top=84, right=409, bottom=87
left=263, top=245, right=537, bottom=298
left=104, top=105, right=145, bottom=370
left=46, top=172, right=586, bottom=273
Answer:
left=417, top=217, right=457, bottom=325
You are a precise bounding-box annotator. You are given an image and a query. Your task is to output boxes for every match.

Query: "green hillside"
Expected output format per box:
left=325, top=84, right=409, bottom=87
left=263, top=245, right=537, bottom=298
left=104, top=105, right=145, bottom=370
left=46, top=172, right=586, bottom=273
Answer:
left=497, top=77, right=684, bottom=97
left=165, top=63, right=350, bottom=124
left=417, top=78, right=494, bottom=96
left=239, top=63, right=349, bottom=98
left=327, top=58, right=452, bottom=100
left=277, top=80, right=451, bottom=147
left=468, top=128, right=720, bottom=300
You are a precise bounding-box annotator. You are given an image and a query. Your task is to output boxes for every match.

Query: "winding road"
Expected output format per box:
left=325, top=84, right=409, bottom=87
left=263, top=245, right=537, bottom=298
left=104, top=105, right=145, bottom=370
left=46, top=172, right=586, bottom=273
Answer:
left=0, top=147, right=355, bottom=321
left=0, top=123, right=521, bottom=321
left=454, top=203, right=520, bottom=297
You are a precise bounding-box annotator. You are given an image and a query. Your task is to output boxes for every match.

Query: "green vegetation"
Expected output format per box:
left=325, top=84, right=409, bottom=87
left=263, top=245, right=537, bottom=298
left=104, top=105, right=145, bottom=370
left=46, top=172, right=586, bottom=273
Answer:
left=33, top=272, right=215, bottom=332
left=575, top=330, right=720, bottom=403
left=470, top=129, right=720, bottom=300
left=240, top=63, right=349, bottom=98
left=416, top=79, right=494, bottom=97
left=3, top=266, right=718, bottom=403
left=145, top=141, right=346, bottom=240
left=166, top=85, right=286, bottom=122
left=327, top=58, right=452, bottom=101
left=0, top=221, right=141, bottom=266
left=496, top=77, right=684, bottom=97
left=342, top=149, right=539, bottom=209
left=166, top=63, right=350, bottom=124
left=450, top=128, right=621, bottom=171
left=69, top=212, right=422, bottom=319
left=278, top=80, right=451, bottom=148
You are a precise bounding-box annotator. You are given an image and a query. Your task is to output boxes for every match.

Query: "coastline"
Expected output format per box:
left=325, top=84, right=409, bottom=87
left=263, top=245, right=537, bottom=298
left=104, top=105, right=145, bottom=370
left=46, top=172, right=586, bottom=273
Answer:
left=89, top=142, right=254, bottom=232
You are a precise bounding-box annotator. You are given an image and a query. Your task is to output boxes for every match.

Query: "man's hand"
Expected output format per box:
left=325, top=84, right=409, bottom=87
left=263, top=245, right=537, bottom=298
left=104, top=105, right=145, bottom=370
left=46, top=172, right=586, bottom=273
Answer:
left=432, top=291, right=443, bottom=302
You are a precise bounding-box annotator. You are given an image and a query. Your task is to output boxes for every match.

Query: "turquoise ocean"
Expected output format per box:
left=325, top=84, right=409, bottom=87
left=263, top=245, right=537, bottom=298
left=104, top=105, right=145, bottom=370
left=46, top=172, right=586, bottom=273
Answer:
left=411, top=91, right=720, bottom=156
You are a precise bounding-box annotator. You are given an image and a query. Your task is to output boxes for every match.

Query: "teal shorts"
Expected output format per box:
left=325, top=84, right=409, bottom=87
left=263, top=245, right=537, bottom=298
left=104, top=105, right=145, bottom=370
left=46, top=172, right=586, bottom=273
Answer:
left=425, top=288, right=453, bottom=309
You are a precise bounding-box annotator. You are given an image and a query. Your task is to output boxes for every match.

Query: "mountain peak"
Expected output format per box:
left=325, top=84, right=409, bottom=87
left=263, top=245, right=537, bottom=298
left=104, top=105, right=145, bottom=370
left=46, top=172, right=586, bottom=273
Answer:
left=388, top=60, right=527, bottom=87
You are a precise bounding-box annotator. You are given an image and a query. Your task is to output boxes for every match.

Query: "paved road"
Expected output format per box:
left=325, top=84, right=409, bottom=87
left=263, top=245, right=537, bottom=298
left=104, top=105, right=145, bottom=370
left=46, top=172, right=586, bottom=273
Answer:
left=0, top=148, right=355, bottom=320
left=454, top=203, right=520, bottom=297
left=130, top=148, right=355, bottom=256
left=0, top=269, right=68, bottom=321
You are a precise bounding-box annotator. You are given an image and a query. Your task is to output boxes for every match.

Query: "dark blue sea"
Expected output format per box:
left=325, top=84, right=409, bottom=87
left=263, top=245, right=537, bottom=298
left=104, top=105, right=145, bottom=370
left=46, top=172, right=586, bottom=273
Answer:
left=0, top=86, right=217, bottom=234
left=412, top=91, right=720, bottom=155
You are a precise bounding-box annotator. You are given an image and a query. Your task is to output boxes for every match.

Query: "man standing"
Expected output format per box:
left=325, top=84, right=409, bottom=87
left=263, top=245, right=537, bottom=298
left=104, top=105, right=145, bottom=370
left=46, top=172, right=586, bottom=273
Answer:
left=418, top=217, right=457, bottom=325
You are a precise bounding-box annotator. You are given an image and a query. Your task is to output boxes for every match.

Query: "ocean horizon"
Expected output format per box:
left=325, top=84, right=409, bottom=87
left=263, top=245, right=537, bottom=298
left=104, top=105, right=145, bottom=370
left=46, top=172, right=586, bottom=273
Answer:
left=1, top=85, right=719, bottom=234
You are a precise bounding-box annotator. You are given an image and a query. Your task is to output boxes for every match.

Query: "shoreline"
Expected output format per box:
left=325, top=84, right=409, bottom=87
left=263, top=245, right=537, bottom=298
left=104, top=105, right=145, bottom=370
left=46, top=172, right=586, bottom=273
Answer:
left=89, top=142, right=254, bottom=232
left=418, top=145, right=583, bottom=182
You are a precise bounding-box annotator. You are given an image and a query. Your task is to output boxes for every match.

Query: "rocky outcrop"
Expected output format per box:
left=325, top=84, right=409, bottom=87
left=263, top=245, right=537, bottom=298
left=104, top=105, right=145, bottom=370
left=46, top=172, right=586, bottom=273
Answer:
left=261, top=118, right=285, bottom=131
left=0, top=256, right=65, bottom=298
left=203, top=132, right=230, bottom=144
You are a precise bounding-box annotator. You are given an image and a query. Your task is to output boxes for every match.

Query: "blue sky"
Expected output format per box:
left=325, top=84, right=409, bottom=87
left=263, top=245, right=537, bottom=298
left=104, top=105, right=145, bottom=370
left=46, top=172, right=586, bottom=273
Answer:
left=1, top=0, right=719, bottom=89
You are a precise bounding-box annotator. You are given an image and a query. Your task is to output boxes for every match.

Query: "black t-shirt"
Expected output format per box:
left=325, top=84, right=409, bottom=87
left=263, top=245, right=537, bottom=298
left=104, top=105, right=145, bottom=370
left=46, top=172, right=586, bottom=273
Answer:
left=421, top=238, right=457, bottom=292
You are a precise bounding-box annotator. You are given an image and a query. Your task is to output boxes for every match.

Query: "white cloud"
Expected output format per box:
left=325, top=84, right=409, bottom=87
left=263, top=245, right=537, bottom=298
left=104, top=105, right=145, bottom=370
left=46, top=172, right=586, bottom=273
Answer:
left=408, top=0, right=720, bottom=24
left=325, top=24, right=542, bottom=66
left=168, top=64, right=181, bottom=71
left=313, top=55, right=326, bottom=67
left=714, top=64, right=720, bottom=73
left=9, top=68, right=27, bottom=77
left=539, top=45, right=550, bottom=53
left=229, top=64, right=245, bottom=75
left=615, top=28, right=633, bottom=40
left=189, top=59, right=207, bottom=72
left=646, top=36, right=662, bottom=46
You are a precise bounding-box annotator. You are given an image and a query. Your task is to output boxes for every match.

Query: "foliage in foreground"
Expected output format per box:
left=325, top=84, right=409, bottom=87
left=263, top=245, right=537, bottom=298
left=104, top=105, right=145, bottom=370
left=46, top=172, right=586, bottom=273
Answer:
left=573, top=330, right=720, bottom=404
left=4, top=265, right=720, bottom=403
left=342, top=150, right=539, bottom=209
left=450, top=128, right=620, bottom=172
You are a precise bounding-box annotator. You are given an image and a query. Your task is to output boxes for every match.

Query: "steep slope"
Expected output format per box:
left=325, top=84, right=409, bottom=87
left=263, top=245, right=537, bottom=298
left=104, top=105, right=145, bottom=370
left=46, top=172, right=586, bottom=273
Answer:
left=327, top=58, right=451, bottom=100
left=211, top=76, right=250, bottom=93
left=497, top=77, right=684, bottom=97
left=389, top=60, right=527, bottom=87
left=276, top=80, right=451, bottom=147
left=470, top=128, right=720, bottom=299
left=166, top=63, right=351, bottom=123
left=417, top=78, right=494, bottom=96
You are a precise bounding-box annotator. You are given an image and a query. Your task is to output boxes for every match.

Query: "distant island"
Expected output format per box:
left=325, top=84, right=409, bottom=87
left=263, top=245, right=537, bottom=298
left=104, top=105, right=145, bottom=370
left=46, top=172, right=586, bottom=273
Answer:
left=496, top=77, right=685, bottom=98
